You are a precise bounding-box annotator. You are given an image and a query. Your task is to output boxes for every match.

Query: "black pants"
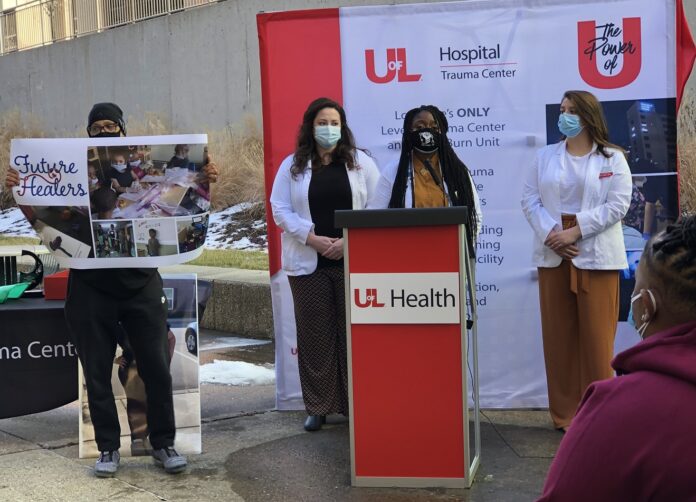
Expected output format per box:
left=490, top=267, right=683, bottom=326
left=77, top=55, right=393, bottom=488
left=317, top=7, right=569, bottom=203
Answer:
left=65, top=272, right=175, bottom=451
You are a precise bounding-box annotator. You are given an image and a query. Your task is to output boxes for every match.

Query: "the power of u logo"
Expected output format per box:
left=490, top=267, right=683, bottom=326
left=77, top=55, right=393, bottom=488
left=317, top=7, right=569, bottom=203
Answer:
left=577, top=18, right=642, bottom=89
left=354, top=288, right=385, bottom=308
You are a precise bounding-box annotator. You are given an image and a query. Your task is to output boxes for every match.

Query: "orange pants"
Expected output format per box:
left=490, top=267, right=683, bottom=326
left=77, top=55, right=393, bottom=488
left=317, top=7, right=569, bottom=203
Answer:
left=538, top=260, right=619, bottom=428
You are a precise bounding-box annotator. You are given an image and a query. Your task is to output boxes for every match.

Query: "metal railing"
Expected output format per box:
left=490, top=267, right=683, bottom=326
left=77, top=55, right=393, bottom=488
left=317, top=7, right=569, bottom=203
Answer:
left=0, top=0, right=217, bottom=55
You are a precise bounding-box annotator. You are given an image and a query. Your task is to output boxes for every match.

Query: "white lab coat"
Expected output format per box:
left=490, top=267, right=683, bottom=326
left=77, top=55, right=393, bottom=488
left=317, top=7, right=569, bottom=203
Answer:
left=270, top=150, right=380, bottom=276
left=521, top=141, right=632, bottom=269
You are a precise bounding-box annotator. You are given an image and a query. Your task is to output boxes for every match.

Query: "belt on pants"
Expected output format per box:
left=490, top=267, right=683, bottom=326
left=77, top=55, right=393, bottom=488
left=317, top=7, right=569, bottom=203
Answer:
left=561, top=214, right=589, bottom=294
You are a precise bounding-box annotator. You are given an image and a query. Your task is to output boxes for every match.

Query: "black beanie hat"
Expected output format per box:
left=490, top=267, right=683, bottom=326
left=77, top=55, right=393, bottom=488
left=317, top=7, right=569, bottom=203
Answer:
left=87, top=102, right=126, bottom=134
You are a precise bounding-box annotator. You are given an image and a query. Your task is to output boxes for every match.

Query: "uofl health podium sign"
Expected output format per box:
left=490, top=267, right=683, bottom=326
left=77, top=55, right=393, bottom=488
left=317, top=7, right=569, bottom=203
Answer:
left=336, top=208, right=480, bottom=488
left=350, top=273, right=460, bottom=324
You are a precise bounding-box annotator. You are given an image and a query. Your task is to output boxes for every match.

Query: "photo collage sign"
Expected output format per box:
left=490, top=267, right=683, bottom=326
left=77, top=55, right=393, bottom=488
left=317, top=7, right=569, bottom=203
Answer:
left=10, top=135, right=210, bottom=268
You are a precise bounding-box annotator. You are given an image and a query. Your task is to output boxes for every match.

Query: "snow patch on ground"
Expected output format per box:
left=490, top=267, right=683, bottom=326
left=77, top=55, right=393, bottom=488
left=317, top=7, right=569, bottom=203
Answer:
left=200, top=360, right=275, bottom=386
left=204, top=203, right=267, bottom=251
left=0, top=208, right=36, bottom=237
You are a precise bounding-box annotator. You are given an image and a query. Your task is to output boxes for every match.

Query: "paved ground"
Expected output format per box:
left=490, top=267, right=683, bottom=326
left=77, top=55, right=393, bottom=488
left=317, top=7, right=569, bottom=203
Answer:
left=0, top=253, right=560, bottom=501
left=0, top=328, right=562, bottom=502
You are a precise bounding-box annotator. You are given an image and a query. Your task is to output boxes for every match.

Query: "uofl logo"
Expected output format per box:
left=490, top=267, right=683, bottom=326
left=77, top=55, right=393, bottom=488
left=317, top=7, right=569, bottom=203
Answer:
left=577, top=18, right=641, bottom=89
left=354, top=288, right=385, bottom=308
left=365, top=48, right=421, bottom=84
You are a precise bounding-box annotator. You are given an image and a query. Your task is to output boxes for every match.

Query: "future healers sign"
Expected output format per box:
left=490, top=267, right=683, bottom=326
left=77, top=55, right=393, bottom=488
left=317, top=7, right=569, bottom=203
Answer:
left=10, top=135, right=210, bottom=269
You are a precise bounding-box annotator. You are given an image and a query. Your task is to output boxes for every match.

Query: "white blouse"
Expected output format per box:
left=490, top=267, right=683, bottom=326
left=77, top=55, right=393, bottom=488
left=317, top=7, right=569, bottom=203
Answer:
left=559, top=146, right=593, bottom=214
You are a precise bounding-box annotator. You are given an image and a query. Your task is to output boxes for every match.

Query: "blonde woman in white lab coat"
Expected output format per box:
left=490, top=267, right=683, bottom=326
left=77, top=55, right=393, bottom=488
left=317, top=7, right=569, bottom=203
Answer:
left=521, top=90, right=632, bottom=432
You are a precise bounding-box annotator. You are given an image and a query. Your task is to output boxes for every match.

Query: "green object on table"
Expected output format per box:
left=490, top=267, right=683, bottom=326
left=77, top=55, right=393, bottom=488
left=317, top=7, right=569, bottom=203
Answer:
left=0, top=282, right=31, bottom=303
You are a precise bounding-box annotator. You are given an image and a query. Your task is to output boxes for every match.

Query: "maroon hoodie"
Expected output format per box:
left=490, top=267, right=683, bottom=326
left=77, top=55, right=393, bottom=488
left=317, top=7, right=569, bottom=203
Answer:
left=538, top=320, right=696, bottom=502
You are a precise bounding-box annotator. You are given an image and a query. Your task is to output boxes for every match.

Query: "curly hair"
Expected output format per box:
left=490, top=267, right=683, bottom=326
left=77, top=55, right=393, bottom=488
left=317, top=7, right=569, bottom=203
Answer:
left=388, top=105, right=478, bottom=254
left=291, top=97, right=359, bottom=177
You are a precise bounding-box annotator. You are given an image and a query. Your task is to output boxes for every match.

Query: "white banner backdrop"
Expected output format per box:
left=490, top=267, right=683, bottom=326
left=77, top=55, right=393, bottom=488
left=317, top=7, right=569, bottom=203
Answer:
left=265, top=0, right=678, bottom=409
left=340, top=0, right=675, bottom=407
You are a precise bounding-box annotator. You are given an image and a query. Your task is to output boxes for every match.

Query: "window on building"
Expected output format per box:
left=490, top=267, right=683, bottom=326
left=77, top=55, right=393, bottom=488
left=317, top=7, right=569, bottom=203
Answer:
left=1, top=9, right=17, bottom=52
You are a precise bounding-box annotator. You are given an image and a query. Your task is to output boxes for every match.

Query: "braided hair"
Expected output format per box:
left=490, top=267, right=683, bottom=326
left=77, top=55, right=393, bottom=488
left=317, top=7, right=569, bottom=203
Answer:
left=388, top=105, right=478, bottom=253
left=644, top=215, right=696, bottom=314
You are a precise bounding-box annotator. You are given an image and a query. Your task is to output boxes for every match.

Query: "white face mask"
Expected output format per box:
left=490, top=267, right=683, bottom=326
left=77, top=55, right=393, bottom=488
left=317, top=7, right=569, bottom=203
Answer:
left=112, top=162, right=127, bottom=173
left=90, top=177, right=99, bottom=186
left=629, top=289, right=657, bottom=339
left=130, top=159, right=141, bottom=167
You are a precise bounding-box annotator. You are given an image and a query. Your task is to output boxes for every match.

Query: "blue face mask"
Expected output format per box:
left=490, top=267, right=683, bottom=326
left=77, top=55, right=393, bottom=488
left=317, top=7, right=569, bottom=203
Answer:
left=314, top=125, right=341, bottom=148
left=558, top=113, right=583, bottom=138
left=627, top=290, right=656, bottom=339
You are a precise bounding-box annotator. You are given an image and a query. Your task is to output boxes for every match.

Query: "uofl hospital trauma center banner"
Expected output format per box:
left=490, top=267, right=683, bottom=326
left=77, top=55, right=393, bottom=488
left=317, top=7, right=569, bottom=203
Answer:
left=259, top=0, right=695, bottom=409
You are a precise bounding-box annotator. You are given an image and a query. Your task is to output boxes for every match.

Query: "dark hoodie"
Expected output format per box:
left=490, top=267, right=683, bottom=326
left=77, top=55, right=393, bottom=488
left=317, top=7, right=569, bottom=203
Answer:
left=538, top=320, right=696, bottom=502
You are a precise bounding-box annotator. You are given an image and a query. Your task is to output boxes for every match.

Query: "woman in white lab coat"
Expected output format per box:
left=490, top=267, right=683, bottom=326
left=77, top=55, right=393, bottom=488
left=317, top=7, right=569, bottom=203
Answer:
left=521, top=90, right=632, bottom=432
left=270, top=97, right=379, bottom=432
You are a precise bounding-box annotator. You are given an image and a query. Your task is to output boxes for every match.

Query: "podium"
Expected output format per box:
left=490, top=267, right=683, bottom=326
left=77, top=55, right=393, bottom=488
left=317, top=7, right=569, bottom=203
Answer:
left=335, top=207, right=480, bottom=488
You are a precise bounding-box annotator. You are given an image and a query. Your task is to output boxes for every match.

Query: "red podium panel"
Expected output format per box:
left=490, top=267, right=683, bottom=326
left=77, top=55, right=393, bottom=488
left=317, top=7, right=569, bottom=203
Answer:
left=337, top=208, right=480, bottom=488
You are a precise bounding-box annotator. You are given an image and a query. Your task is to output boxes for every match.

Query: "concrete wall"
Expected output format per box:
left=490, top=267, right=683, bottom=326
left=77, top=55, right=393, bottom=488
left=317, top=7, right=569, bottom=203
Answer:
left=0, top=0, right=441, bottom=134
left=2, top=0, right=695, bottom=133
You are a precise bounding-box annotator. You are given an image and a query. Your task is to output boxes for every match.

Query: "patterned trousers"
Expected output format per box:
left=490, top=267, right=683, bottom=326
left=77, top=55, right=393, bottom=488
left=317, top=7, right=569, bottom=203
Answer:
left=288, top=266, right=349, bottom=416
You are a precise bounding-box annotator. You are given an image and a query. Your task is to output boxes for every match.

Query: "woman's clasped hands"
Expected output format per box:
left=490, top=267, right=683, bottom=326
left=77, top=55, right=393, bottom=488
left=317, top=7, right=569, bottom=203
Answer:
left=306, top=233, right=344, bottom=260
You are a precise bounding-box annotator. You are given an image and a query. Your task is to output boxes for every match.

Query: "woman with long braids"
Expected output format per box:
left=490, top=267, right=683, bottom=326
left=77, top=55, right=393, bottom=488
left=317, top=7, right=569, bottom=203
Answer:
left=538, top=215, right=696, bottom=501
left=270, top=97, right=379, bottom=431
left=368, top=105, right=481, bottom=246
left=521, top=90, right=632, bottom=433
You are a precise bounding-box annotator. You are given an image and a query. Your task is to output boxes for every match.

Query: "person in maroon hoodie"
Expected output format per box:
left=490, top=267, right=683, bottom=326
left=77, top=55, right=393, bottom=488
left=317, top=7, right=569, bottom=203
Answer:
left=538, top=215, right=696, bottom=501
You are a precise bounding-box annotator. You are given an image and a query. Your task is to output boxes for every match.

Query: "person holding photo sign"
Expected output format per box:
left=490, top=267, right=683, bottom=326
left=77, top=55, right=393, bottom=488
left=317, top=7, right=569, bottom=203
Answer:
left=5, top=102, right=219, bottom=477
left=368, top=105, right=481, bottom=249
left=521, top=90, right=632, bottom=432
left=270, top=97, right=379, bottom=432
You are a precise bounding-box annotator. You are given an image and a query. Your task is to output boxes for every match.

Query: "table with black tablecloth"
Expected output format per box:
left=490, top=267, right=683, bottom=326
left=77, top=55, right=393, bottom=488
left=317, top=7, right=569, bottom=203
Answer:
left=0, top=298, right=77, bottom=419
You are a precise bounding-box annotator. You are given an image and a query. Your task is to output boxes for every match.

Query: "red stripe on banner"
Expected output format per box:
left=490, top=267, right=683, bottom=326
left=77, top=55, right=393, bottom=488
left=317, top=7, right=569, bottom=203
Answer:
left=257, top=9, right=343, bottom=276
left=677, top=0, right=696, bottom=109
left=676, top=0, right=695, bottom=210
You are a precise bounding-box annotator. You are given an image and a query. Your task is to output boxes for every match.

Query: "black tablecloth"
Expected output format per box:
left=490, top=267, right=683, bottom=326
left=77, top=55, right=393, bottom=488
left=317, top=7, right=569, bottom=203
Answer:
left=0, top=298, right=77, bottom=419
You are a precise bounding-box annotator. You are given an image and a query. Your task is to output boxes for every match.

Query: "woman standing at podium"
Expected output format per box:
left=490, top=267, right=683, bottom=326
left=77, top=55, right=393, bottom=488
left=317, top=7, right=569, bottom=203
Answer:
left=270, top=97, right=379, bottom=431
left=521, top=90, right=632, bottom=432
left=368, top=104, right=481, bottom=247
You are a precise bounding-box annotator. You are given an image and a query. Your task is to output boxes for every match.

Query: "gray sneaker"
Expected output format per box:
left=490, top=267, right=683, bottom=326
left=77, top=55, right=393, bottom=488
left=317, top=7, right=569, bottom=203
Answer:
left=152, top=447, right=187, bottom=474
left=95, top=450, right=120, bottom=478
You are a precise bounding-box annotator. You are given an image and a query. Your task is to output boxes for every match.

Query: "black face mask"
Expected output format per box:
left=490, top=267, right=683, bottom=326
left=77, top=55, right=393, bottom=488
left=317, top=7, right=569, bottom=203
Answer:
left=90, top=132, right=121, bottom=138
left=410, top=128, right=440, bottom=153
